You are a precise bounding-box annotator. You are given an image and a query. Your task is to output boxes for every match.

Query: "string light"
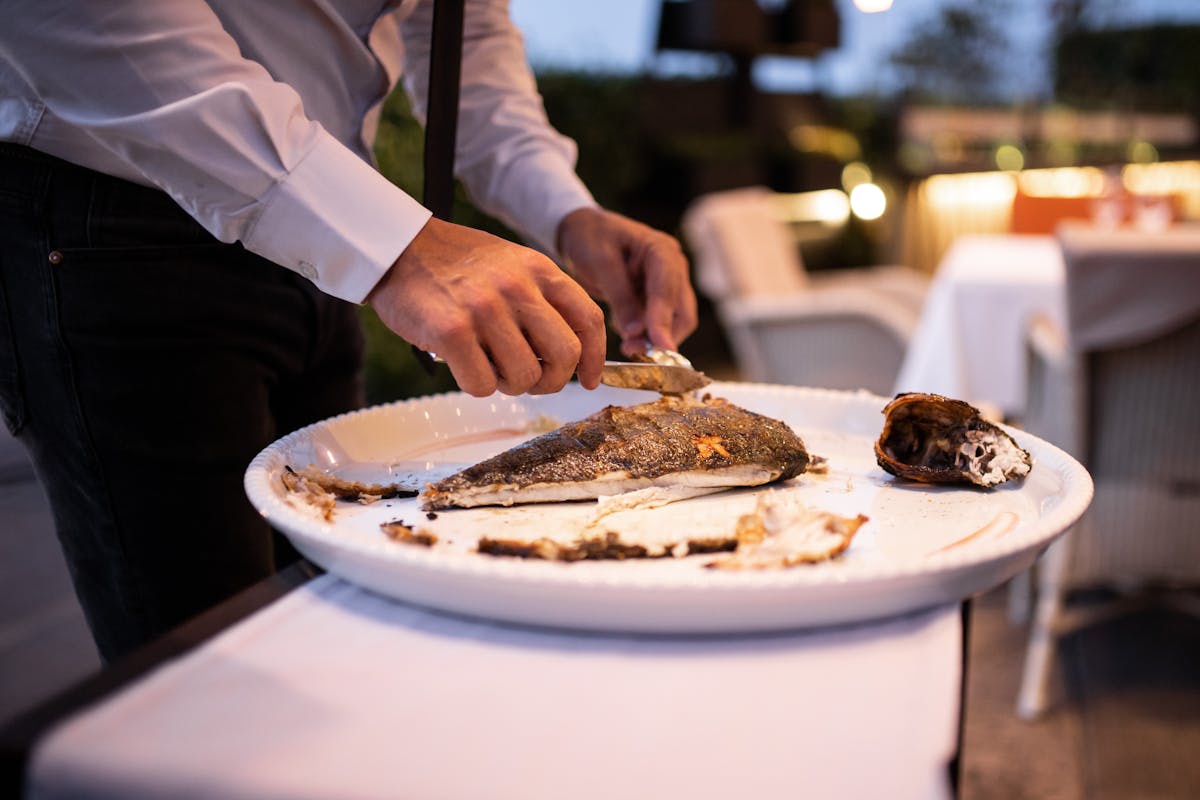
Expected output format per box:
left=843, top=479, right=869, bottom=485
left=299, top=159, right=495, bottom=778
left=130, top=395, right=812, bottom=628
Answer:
left=850, top=183, right=887, bottom=220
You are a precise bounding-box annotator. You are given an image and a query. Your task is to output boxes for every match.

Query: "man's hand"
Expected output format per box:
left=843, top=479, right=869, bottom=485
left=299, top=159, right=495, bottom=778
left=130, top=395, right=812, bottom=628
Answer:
left=367, top=217, right=606, bottom=397
left=556, top=207, right=698, bottom=357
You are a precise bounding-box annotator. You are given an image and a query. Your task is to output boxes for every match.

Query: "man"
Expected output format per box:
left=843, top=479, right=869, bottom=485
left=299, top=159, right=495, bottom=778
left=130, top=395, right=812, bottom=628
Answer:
left=0, top=0, right=697, bottom=659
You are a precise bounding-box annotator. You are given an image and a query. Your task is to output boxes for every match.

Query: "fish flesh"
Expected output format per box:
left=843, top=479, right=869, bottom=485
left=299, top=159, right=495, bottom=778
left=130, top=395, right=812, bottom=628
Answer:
left=471, top=492, right=865, bottom=568
left=707, top=492, right=868, bottom=570
left=875, top=393, right=1031, bottom=488
left=421, top=394, right=811, bottom=510
left=280, top=464, right=416, bottom=522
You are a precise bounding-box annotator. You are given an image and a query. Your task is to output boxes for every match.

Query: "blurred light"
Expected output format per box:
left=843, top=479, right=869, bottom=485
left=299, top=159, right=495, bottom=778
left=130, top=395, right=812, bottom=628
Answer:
left=773, top=189, right=851, bottom=228
left=841, top=161, right=873, bottom=191
left=849, top=183, right=886, bottom=220
left=925, top=172, right=1017, bottom=208
left=931, top=133, right=966, bottom=165
left=788, top=124, right=862, bottom=161
left=897, top=142, right=932, bottom=174
left=1018, top=167, right=1106, bottom=197
left=1127, top=140, right=1159, bottom=164
left=1123, top=162, right=1200, bottom=225
left=853, top=0, right=893, bottom=11
left=1043, top=139, right=1079, bottom=167
left=1123, top=160, right=1200, bottom=196
left=994, top=144, right=1025, bottom=172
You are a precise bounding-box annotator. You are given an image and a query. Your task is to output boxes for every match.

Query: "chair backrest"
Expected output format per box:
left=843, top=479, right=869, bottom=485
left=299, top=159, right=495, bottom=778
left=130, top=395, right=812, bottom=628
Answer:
left=1060, top=228, right=1200, bottom=480
left=682, top=187, right=808, bottom=301
left=1060, top=225, right=1200, bottom=352
left=1056, top=227, right=1200, bottom=584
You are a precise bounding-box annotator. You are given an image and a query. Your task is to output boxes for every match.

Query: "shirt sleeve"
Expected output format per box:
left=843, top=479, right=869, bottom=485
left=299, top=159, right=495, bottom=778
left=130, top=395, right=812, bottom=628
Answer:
left=399, top=0, right=597, bottom=259
left=0, top=0, right=430, bottom=303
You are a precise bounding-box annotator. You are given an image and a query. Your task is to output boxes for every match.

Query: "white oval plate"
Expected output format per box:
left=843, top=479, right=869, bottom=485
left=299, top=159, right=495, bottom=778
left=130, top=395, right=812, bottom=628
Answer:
left=244, top=382, right=1092, bottom=633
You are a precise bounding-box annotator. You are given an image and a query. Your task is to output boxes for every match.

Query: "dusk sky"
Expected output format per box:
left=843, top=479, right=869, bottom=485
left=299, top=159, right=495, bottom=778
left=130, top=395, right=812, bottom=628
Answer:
left=510, top=0, right=1200, bottom=99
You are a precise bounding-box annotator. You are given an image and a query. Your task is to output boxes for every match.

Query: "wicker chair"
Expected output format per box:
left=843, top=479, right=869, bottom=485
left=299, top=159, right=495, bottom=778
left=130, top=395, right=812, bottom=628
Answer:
left=1015, top=228, right=1200, bottom=718
left=681, top=186, right=927, bottom=395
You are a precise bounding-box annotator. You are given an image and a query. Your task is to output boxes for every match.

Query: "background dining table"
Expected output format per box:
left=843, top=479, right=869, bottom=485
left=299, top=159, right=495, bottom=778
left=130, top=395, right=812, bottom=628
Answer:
left=893, top=233, right=1066, bottom=420
left=4, top=566, right=966, bottom=800
left=895, top=223, right=1200, bottom=421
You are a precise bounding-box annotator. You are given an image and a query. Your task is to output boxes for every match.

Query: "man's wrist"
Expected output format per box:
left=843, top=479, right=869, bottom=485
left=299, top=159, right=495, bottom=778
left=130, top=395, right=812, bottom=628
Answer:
left=555, top=205, right=604, bottom=265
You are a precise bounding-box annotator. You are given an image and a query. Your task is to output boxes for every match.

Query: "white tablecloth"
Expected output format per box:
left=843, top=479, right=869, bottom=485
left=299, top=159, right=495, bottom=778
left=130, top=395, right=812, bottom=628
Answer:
left=894, top=234, right=1066, bottom=417
left=29, top=575, right=961, bottom=800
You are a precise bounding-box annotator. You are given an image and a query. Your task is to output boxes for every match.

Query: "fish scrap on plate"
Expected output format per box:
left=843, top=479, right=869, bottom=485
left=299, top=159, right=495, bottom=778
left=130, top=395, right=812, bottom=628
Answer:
left=475, top=491, right=867, bottom=570
left=875, top=392, right=1032, bottom=488
left=280, top=465, right=415, bottom=522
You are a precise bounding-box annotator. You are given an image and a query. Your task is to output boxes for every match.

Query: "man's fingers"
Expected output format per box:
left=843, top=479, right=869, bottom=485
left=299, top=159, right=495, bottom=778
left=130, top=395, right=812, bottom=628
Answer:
left=640, top=238, right=695, bottom=350
left=518, top=315, right=582, bottom=395
left=428, top=322, right=498, bottom=397
left=651, top=281, right=699, bottom=352
left=557, top=208, right=699, bottom=359
left=476, top=314, right=544, bottom=396
left=595, top=248, right=645, bottom=342
left=541, top=277, right=606, bottom=390
left=466, top=272, right=603, bottom=395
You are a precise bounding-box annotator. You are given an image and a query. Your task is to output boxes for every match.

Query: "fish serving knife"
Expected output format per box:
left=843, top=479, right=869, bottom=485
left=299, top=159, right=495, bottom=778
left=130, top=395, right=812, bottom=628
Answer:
left=415, top=345, right=710, bottom=395
left=599, top=347, right=711, bottom=394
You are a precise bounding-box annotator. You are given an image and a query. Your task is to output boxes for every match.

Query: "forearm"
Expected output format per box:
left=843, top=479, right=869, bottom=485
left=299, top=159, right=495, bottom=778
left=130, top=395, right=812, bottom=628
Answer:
left=400, top=0, right=595, bottom=257
left=1, top=0, right=430, bottom=302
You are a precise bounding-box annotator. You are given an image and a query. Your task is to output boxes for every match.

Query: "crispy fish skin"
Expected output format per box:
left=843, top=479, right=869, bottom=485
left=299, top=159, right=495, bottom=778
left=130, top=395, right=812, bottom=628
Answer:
left=421, top=395, right=810, bottom=510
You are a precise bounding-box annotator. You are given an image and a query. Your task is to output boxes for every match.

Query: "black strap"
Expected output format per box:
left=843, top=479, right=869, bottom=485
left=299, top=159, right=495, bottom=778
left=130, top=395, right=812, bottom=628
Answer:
left=413, top=0, right=466, bottom=375
left=423, top=0, right=465, bottom=220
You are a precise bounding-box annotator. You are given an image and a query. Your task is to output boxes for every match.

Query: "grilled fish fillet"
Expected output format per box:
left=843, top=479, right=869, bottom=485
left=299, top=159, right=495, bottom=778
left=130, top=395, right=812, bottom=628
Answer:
left=421, top=395, right=811, bottom=510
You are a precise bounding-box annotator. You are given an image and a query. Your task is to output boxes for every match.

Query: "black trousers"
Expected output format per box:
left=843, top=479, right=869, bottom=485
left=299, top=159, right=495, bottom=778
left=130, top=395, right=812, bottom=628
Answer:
left=0, top=144, right=365, bottom=660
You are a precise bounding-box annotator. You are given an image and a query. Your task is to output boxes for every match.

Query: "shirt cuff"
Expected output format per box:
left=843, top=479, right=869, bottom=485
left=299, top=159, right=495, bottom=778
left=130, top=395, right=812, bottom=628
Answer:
left=529, top=174, right=597, bottom=263
left=245, top=132, right=432, bottom=303
left=469, top=147, right=596, bottom=263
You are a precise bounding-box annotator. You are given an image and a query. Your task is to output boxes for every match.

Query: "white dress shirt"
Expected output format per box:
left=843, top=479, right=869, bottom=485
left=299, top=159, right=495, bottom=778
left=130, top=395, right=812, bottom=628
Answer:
left=0, top=0, right=595, bottom=303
